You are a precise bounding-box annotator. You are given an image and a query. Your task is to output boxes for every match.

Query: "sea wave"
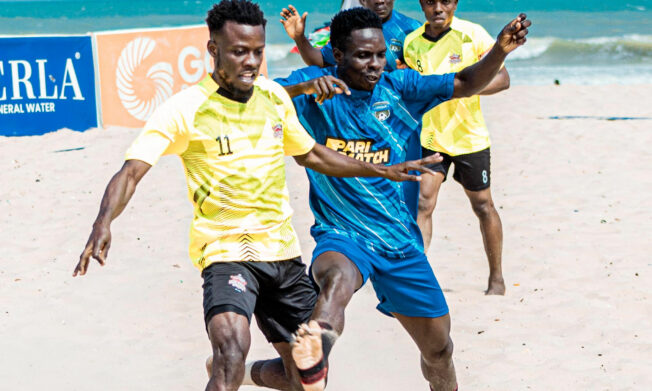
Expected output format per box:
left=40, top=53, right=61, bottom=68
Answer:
left=265, top=43, right=296, bottom=62
left=508, top=35, right=652, bottom=64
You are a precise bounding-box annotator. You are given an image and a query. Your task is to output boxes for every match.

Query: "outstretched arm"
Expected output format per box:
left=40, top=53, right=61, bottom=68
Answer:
left=73, top=159, right=151, bottom=276
left=453, top=14, right=530, bottom=98
left=283, top=75, right=351, bottom=103
left=294, top=143, right=442, bottom=182
left=281, top=5, right=325, bottom=67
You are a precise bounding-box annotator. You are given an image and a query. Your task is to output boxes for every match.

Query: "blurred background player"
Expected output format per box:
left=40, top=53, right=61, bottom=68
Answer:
left=280, top=0, right=421, bottom=72
left=403, top=0, right=510, bottom=295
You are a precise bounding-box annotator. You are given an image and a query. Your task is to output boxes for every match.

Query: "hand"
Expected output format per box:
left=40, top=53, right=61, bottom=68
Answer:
left=280, top=5, right=307, bottom=41
left=305, top=75, right=351, bottom=104
left=496, top=13, right=531, bottom=54
left=73, top=223, right=111, bottom=276
left=382, top=153, right=443, bottom=182
left=395, top=59, right=408, bottom=70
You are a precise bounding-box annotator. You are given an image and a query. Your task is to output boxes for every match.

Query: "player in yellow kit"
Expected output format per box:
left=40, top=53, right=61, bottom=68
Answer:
left=72, top=1, right=440, bottom=391
left=404, top=0, right=510, bottom=295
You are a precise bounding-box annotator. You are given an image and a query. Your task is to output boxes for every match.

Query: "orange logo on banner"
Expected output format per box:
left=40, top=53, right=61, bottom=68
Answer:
left=95, top=25, right=267, bottom=128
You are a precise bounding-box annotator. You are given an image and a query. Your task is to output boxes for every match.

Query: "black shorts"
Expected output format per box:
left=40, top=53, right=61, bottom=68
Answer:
left=422, top=147, right=491, bottom=191
left=201, top=257, right=317, bottom=343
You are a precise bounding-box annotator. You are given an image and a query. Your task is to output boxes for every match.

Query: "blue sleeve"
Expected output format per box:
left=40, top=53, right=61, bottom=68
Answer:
left=320, top=43, right=336, bottom=66
left=387, top=69, right=455, bottom=117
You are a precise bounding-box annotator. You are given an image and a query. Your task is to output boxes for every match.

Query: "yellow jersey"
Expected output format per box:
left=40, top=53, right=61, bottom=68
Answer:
left=403, top=17, right=495, bottom=156
left=125, top=74, right=316, bottom=270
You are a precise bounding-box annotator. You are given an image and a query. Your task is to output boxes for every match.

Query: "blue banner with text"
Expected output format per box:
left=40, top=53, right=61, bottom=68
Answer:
left=0, top=36, right=97, bottom=136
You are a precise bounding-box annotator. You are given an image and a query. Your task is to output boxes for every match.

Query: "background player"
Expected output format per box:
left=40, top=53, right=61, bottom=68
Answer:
left=280, top=0, right=421, bottom=71
left=403, top=0, right=509, bottom=295
left=72, top=2, right=442, bottom=391
left=236, top=7, right=530, bottom=391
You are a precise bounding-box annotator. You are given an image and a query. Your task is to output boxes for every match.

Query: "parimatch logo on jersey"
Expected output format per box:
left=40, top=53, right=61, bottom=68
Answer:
left=325, top=137, right=390, bottom=164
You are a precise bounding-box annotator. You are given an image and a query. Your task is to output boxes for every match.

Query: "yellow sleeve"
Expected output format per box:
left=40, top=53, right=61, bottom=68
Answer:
left=474, top=23, right=497, bottom=59
left=124, top=99, right=190, bottom=165
left=270, top=82, right=315, bottom=157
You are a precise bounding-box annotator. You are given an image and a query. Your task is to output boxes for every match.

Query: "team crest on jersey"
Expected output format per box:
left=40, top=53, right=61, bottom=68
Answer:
left=389, top=38, right=403, bottom=53
left=372, top=101, right=391, bottom=122
left=228, top=274, right=247, bottom=292
left=272, top=123, right=283, bottom=138
left=449, top=53, right=462, bottom=64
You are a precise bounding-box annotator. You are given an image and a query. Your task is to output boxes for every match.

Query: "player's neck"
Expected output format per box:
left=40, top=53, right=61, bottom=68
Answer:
left=424, top=24, right=452, bottom=42
left=211, top=72, right=253, bottom=103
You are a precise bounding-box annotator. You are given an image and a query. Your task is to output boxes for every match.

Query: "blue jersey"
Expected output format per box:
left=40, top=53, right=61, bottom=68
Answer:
left=276, top=66, right=454, bottom=257
left=320, top=11, right=421, bottom=72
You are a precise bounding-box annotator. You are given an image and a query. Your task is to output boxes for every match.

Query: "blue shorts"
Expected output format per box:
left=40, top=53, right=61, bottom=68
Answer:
left=312, top=234, right=449, bottom=318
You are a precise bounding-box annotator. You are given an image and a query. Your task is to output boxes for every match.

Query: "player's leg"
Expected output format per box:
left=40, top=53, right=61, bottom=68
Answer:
left=238, top=342, right=302, bottom=391
left=201, top=262, right=260, bottom=391
left=291, top=238, right=371, bottom=390
left=417, top=147, right=450, bottom=252
left=464, top=186, right=505, bottom=295
left=371, top=251, right=456, bottom=390
left=241, top=257, right=322, bottom=390
left=311, top=250, right=363, bottom=334
left=417, top=171, right=445, bottom=252
left=290, top=250, right=363, bottom=390
left=206, top=312, right=251, bottom=391
left=394, top=313, right=457, bottom=391
left=452, top=148, right=505, bottom=295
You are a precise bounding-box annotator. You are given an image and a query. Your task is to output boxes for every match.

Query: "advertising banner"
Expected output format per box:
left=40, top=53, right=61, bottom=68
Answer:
left=0, top=36, right=98, bottom=136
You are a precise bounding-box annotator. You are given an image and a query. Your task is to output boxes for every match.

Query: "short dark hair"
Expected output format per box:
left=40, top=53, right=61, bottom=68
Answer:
left=330, top=7, right=383, bottom=52
left=205, top=0, right=267, bottom=34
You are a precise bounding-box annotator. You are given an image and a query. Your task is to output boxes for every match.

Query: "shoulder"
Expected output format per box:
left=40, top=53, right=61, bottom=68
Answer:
left=152, top=81, right=208, bottom=119
left=404, top=24, right=427, bottom=48
left=254, top=76, right=296, bottom=107
left=451, top=17, right=492, bottom=39
left=382, top=68, right=419, bottom=88
left=392, top=11, right=422, bottom=30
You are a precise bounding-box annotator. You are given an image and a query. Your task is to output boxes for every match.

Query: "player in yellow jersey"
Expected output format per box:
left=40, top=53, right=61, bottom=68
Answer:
left=72, top=1, right=441, bottom=390
left=403, top=0, right=510, bottom=295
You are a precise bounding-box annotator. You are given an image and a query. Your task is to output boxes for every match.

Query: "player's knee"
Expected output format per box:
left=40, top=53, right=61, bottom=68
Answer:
left=421, top=337, right=454, bottom=366
left=471, top=197, right=495, bottom=218
left=314, top=265, right=356, bottom=299
left=419, top=195, right=437, bottom=215
left=418, top=192, right=438, bottom=215
left=207, top=317, right=249, bottom=366
left=215, top=337, right=247, bottom=362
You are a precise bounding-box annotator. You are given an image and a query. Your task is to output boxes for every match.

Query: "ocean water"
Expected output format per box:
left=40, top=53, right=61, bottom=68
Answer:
left=1, top=0, right=651, bottom=85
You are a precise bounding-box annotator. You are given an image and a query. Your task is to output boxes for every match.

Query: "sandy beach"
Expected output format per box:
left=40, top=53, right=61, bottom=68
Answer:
left=1, top=84, right=651, bottom=390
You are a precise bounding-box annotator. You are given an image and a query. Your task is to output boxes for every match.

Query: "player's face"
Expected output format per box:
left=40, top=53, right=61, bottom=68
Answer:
left=359, top=0, right=394, bottom=22
left=207, top=21, right=265, bottom=98
left=334, top=28, right=386, bottom=91
left=420, top=0, right=457, bottom=31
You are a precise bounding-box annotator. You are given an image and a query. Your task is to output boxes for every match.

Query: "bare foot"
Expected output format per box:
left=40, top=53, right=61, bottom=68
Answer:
left=205, top=355, right=213, bottom=378
left=485, top=276, right=506, bottom=295
left=292, top=320, right=327, bottom=391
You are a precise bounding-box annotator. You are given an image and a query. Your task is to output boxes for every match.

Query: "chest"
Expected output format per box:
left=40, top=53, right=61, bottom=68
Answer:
left=186, top=96, right=285, bottom=161
left=416, top=35, right=480, bottom=74
left=313, top=93, right=418, bottom=164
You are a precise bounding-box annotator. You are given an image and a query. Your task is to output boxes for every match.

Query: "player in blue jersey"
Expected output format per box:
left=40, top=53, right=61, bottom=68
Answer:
left=239, top=8, right=530, bottom=391
left=280, top=0, right=421, bottom=72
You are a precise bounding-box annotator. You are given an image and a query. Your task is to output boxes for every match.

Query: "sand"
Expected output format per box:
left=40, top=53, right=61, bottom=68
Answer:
left=1, top=84, right=651, bottom=390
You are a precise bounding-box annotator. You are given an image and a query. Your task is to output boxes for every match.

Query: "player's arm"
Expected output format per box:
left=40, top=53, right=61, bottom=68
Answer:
left=478, top=67, right=510, bottom=95
left=73, top=159, right=151, bottom=276
left=280, top=5, right=325, bottom=67
left=283, top=75, right=351, bottom=103
left=453, top=14, right=530, bottom=98
left=294, top=143, right=442, bottom=182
